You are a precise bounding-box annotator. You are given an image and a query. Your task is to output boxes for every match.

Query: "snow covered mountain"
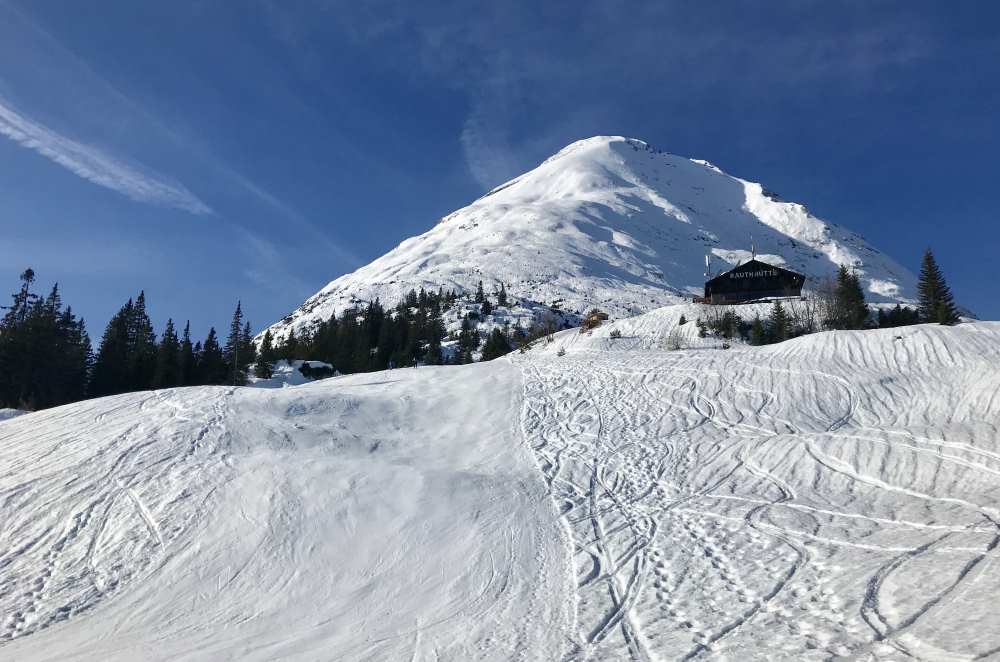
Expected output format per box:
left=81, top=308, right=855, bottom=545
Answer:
left=266, top=136, right=915, bottom=340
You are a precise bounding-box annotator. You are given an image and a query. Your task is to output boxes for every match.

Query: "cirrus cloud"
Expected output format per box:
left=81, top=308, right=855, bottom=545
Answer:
left=0, top=96, right=212, bottom=215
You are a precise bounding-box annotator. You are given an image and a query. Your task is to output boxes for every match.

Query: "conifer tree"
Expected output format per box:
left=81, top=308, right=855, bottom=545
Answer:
left=480, top=327, right=512, bottom=361
left=283, top=329, right=299, bottom=361
left=198, top=327, right=226, bottom=385
left=768, top=301, right=790, bottom=343
left=224, top=301, right=246, bottom=385
left=0, top=272, right=91, bottom=409
left=496, top=283, right=508, bottom=307
left=254, top=330, right=275, bottom=379
left=481, top=297, right=493, bottom=316
left=90, top=299, right=133, bottom=396
left=153, top=319, right=181, bottom=388
left=0, top=270, right=39, bottom=406
left=828, top=266, right=868, bottom=330
left=475, top=280, right=485, bottom=304
left=917, top=249, right=960, bottom=325
left=128, top=291, right=158, bottom=390
left=241, top=321, right=256, bottom=368
left=750, top=314, right=765, bottom=345
left=179, top=321, right=196, bottom=386
left=456, top=317, right=478, bottom=363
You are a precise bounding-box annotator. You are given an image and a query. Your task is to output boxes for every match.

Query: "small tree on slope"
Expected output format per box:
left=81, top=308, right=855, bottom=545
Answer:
left=917, top=249, right=960, bottom=325
left=254, top=330, right=275, bottom=379
left=829, top=266, right=869, bottom=330
left=768, top=301, right=790, bottom=343
left=750, top=314, right=765, bottom=346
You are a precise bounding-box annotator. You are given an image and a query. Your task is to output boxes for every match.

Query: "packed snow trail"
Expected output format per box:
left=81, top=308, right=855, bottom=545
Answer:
left=516, top=322, right=1000, bottom=661
left=0, top=363, right=573, bottom=661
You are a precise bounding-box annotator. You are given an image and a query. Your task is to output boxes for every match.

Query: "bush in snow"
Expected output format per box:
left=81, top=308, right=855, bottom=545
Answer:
left=663, top=327, right=685, bottom=351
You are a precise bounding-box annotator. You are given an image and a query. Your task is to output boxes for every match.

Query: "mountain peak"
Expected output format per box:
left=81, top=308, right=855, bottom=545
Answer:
left=264, top=138, right=915, bottom=340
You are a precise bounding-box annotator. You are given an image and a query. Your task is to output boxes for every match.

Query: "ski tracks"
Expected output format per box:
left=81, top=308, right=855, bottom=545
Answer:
left=517, top=346, right=1000, bottom=661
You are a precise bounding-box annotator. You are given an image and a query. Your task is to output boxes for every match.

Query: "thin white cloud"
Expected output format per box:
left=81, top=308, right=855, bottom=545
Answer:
left=0, top=97, right=212, bottom=215
left=219, top=166, right=362, bottom=269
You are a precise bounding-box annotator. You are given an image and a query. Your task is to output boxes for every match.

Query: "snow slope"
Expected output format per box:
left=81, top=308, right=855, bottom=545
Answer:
left=0, top=408, right=25, bottom=422
left=3, top=321, right=1000, bottom=660
left=0, top=364, right=572, bottom=661
left=515, top=321, right=1000, bottom=660
left=266, top=136, right=916, bottom=340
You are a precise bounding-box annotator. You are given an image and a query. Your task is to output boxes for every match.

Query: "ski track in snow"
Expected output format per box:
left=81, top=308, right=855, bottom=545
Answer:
left=515, top=322, right=1000, bottom=661
left=1, top=321, right=1000, bottom=660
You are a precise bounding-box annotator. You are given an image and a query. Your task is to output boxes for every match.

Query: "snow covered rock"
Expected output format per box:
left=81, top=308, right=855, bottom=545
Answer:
left=265, top=136, right=915, bottom=341
left=247, top=359, right=336, bottom=389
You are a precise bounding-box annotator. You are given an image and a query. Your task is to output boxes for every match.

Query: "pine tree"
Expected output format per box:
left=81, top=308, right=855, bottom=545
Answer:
left=480, top=327, right=512, bottom=361
left=90, top=299, right=133, bottom=396
left=283, top=329, right=299, bottom=361
left=768, top=301, right=789, bottom=343
left=0, top=270, right=39, bottom=407
left=917, top=249, right=960, bottom=325
left=223, top=301, right=246, bottom=385
left=828, top=266, right=869, bottom=330
left=153, top=319, right=181, bottom=388
left=254, top=330, right=275, bottom=379
left=481, top=297, right=493, bottom=316
left=179, top=321, right=196, bottom=386
left=475, top=280, right=485, bottom=304
left=496, top=282, right=508, bottom=307
left=198, top=327, right=226, bottom=385
left=0, top=273, right=91, bottom=409
left=750, top=314, right=765, bottom=345
left=128, top=291, right=158, bottom=390
left=456, top=317, right=478, bottom=364
left=241, top=321, right=256, bottom=369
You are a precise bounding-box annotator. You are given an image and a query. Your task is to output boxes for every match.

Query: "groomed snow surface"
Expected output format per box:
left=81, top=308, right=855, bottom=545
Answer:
left=3, top=315, right=1000, bottom=660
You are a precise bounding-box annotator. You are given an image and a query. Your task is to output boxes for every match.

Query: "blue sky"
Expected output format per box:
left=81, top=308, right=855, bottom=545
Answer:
left=1, top=1, right=998, bottom=337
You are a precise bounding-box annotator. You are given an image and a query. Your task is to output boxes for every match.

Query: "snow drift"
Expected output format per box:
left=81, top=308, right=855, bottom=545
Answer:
left=266, top=136, right=916, bottom=341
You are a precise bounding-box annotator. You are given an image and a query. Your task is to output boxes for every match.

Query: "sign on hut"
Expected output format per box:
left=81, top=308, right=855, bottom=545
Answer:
left=702, top=259, right=804, bottom=304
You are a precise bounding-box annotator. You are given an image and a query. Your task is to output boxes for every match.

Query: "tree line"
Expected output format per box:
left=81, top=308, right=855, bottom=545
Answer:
left=0, top=269, right=256, bottom=410
left=0, top=250, right=962, bottom=410
left=257, top=283, right=520, bottom=376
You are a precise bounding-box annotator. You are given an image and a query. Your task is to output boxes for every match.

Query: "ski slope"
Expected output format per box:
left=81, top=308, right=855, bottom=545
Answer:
left=3, top=320, right=1000, bottom=660
left=0, top=363, right=572, bottom=661
left=516, top=321, right=1000, bottom=660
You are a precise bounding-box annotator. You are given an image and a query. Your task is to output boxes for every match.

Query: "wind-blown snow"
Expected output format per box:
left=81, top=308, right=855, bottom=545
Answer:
left=3, top=321, right=1000, bottom=660
left=266, top=136, right=915, bottom=341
